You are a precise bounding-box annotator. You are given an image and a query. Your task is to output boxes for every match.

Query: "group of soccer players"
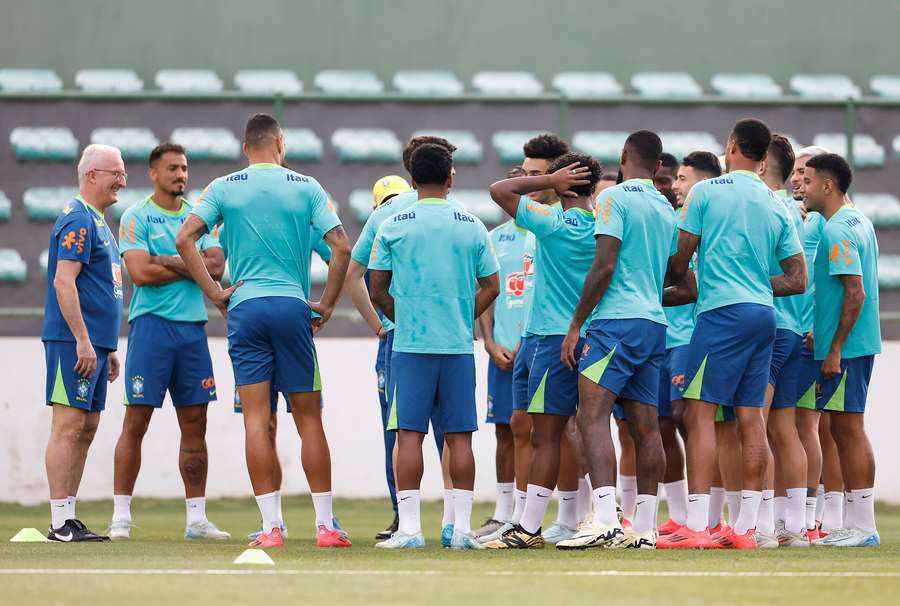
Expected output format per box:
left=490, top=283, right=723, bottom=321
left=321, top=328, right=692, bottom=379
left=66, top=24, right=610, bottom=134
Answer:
left=41, top=111, right=881, bottom=550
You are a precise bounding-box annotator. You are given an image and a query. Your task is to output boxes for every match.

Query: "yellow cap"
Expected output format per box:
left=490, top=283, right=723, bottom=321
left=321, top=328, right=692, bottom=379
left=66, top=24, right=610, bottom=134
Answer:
left=372, top=175, right=411, bottom=208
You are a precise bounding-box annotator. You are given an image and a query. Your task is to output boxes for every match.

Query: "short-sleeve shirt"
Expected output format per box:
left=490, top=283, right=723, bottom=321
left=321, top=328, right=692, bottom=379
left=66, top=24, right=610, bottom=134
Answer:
left=42, top=196, right=123, bottom=350
left=679, top=170, right=803, bottom=316
left=770, top=190, right=806, bottom=336
left=190, top=163, right=341, bottom=311
left=591, top=179, right=677, bottom=325
left=369, top=198, right=499, bottom=354
left=489, top=220, right=529, bottom=350
left=515, top=197, right=595, bottom=336
left=801, top=211, right=826, bottom=334
left=119, top=196, right=220, bottom=323
left=813, top=205, right=881, bottom=360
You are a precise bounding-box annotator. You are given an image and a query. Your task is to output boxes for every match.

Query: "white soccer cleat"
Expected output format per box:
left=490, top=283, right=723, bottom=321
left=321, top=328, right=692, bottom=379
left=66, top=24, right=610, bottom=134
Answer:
left=817, top=527, right=880, bottom=547
left=450, top=531, right=485, bottom=550
left=477, top=521, right=513, bottom=544
left=617, top=528, right=656, bottom=549
left=755, top=532, right=779, bottom=549
left=108, top=519, right=133, bottom=541
left=542, top=522, right=577, bottom=544
left=375, top=531, right=425, bottom=549
left=776, top=527, right=810, bottom=548
left=556, top=520, right=624, bottom=550
left=184, top=520, right=231, bottom=540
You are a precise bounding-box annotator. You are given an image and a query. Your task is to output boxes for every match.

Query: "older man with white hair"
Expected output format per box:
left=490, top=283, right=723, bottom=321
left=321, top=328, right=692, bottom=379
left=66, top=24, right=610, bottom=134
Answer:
left=42, top=144, right=125, bottom=541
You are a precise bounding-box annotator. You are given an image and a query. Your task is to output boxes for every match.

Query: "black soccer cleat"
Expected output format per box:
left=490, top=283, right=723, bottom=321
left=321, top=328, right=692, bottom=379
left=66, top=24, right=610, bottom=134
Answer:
left=48, top=519, right=108, bottom=542
left=375, top=513, right=399, bottom=540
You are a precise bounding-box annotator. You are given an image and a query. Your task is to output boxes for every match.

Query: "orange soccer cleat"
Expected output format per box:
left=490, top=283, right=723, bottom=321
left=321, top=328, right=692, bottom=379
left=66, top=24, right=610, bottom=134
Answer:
left=657, top=518, right=682, bottom=536
left=713, top=526, right=758, bottom=549
left=317, top=525, right=352, bottom=548
left=248, top=526, right=284, bottom=548
left=656, top=525, right=720, bottom=549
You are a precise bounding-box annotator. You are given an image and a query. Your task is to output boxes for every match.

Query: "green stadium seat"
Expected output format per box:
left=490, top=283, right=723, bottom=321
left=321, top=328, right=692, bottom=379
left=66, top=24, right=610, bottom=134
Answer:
left=879, top=255, right=900, bottom=289
left=492, top=130, right=543, bottom=163
left=0, top=249, right=26, bottom=283
left=411, top=129, right=482, bottom=163
left=870, top=75, right=900, bottom=98
left=659, top=131, right=724, bottom=158
left=331, top=129, right=401, bottom=162
left=170, top=127, right=241, bottom=160
left=572, top=131, right=629, bottom=163
left=0, top=191, right=11, bottom=222
left=453, top=190, right=503, bottom=224
left=282, top=128, right=323, bottom=161
left=155, top=69, right=224, bottom=94
left=23, top=187, right=78, bottom=221
left=551, top=72, right=623, bottom=98
left=472, top=71, right=543, bottom=96
left=10, top=127, right=79, bottom=161
left=314, top=70, right=384, bottom=95
left=631, top=72, right=702, bottom=97
left=110, top=188, right=153, bottom=221
left=90, top=127, right=159, bottom=161
left=40, top=249, right=49, bottom=275
left=710, top=73, right=782, bottom=98
left=234, top=70, right=302, bottom=95
left=349, top=189, right=374, bottom=222
left=789, top=74, right=861, bottom=99
left=0, top=69, right=62, bottom=92
left=311, top=252, right=329, bottom=286
left=75, top=69, right=143, bottom=93
left=853, top=193, right=900, bottom=227
left=393, top=71, right=463, bottom=96
left=812, top=133, right=885, bottom=168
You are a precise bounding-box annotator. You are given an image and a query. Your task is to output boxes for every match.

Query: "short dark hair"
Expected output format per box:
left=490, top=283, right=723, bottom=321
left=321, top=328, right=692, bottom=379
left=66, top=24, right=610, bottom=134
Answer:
left=409, top=143, right=453, bottom=186
left=806, top=153, right=853, bottom=194
left=659, top=152, right=679, bottom=173
left=731, top=118, right=771, bottom=161
left=546, top=152, right=602, bottom=198
left=148, top=142, right=186, bottom=167
left=403, top=136, right=457, bottom=174
left=681, top=151, right=722, bottom=177
left=244, top=113, right=282, bottom=148
left=624, top=130, right=663, bottom=172
left=523, top=133, right=569, bottom=160
left=768, top=134, right=795, bottom=184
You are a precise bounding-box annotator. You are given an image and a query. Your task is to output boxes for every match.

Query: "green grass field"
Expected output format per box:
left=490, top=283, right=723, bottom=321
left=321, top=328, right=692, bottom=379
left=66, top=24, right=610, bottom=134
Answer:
left=2, top=497, right=899, bottom=605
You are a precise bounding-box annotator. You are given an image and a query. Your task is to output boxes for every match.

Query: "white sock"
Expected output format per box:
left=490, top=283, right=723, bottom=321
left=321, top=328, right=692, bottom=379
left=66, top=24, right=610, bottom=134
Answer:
left=774, top=496, right=787, bottom=523
left=453, top=488, right=475, bottom=535
left=592, top=486, right=618, bottom=526
left=556, top=491, right=578, bottom=528
left=815, top=483, right=825, bottom=522
left=442, top=489, right=455, bottom=526
left=664, top=480, right=688, bottom=525
left=687, top=493, right=710, bottom=532
left=511, top=489, right=527, bottom=524
left=274, top=490, right=283, bottom=523
left=733, top=490, right=761, bottom=535
left=757, top=490, right=775, bottom=536
left=397, top=489, right=421, bottom=535
left=576, top=477, right=592, bottom=522
left=493, top=482, right=514, bottom=522
left=708, top=487, right=725, bottom=528
left=255, top=491, right=282, bottom=533
left=620, top=475, right=637, bottom=520
left=67, top=495, right=77, bottom=521
left=633, top=494, right=658, bottom=534
left=725, top=490, right=741, bottom=526
left=844, top=492, right=854, bottom=529
left=50, top=498, right=68, bottom=529
left=822, top=491, right=844, bottom=531
left=785, top=488, right=807, bottom=534
left=805, top=495, right=818, bottom=530
left=113, top=494, right=132, bottom=523
left=520, top=484, right=552, bottom=534
left=185, top=497, right=206, bottom=526
left=850, top=488, right=876, bottom=533
left=311, top=492, right=334, bottom=530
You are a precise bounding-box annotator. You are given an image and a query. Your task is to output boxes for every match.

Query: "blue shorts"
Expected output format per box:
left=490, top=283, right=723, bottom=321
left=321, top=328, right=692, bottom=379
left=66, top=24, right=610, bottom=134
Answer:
left=683, top=303, right=776, bottom=408
left=124, top=314, right=215, bottom=407
left=512, top=335, right=538, bottom=411
left=770, top=329, right=803, bottom=410
left=528, top=334, right=584, bottom=417
left=579, top=319, right=666, bottom=407
left=44, top=341, right=111, bottom=412
left=233, top=385, right=291, bottom=414
left=817, top=355, right=875, bottom=413
left=796, top=341, right=818, bottom=411
left=376, top=332, right=389, bottom=402
left=658, top=345, right=690, bottom=417
left=387, top=352, right=477, bottom=434
left=227, top=297, right=320, bottom=393
left=486, top=359, right=513, bottom=425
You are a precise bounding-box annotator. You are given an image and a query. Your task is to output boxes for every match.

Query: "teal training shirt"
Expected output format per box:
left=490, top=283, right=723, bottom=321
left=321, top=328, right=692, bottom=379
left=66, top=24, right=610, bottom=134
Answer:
left=770, top=190, right=806, bottom=336
left=519, top=231, right=536, bottom=338
left=369, top=198, right=499, bottom=354
left=801, top=211, right=826, bottom=334
left=489, top=220, right=528, bottom=350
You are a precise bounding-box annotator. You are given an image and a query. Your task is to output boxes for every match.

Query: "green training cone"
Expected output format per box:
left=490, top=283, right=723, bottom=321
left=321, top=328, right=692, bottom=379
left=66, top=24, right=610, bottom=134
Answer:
left=10, top=528, right=49, bottom=543
left=233, top=548, right=275, bottom=565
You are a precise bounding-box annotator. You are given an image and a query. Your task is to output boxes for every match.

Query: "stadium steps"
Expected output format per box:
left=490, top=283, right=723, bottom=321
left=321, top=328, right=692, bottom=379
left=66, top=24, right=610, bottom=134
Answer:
left=710, top=73, right=782, bottom=98
left=0, top=191, right=11, bottom=222
left=552, top=72, right=623, bottom=98
left=110, top=188, right=154, bottom=221
left=155, top=69, right=224, bottom=94
left=0, top=249, right=26, bottom=283
left=314, top=70, right=384, bottom=95
left=812, top=133, right=885, bottom=168
left=472, top=71, right=543, bottom=96
left=411, top=129, right=483, bottom=163
left=854, top=193, right=900, bottom=228
left=659, top=131, right=724, bottom=158
left=0, top=68, right=62, bottom=92
left=90, top=127, right=159, bottom=161
left=75, top=69, right=143, bottom=93
left=790, top=74, right=861, bottom=99
left=10, top=127, right=79, bottom=161
left=393, top=71, right=463, bottom=96
left=282, top=128, right=323, bottom=162
left=234, top=70, right=302, bottom=95
left=348, top=189, right=374, bottom=222
left=331, top=129, right=401, bottom=162
left=492, top=130, right=543, bottom=163
left=170, top=127, right=241, bottom=161
left=23, top=187, right=77, bottom=221
left=631, top=72, right=703, bottom=97
left=870, top=75, right=900, bottom=98
left=453, top=190, right=504, bottom=224
left=572, top=131, right=629, bottom=163
left=880, top=255, right=900, bottom=289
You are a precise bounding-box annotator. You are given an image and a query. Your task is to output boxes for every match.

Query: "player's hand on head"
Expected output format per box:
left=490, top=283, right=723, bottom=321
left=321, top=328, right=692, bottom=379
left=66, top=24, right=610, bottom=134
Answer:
left=74, top=338, right=97, bottom=378
left=107, top=352, right=120, bottom=383
left=551, top=162, right=591, bottom=198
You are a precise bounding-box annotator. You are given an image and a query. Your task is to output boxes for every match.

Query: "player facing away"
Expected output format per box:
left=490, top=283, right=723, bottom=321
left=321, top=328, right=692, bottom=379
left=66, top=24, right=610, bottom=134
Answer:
left=108, top=143, right=229, bottom=541
left=43, top=144, right=125, bottom=542
left=483, top=153, right=599, bottom=550
left=176, top=113, right=352, bottom=549
left=557, top=131, right=682, bottom=550
left=803, top=153, right=881, bottom=547
left=369, top=143, right=500, bottom=549
left=659, top=119, right=807, bottom=550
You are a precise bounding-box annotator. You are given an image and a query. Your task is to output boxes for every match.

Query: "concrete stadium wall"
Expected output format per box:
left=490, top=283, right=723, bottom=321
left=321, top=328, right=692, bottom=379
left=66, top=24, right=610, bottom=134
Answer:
left=2, top=338, right=899, bottom=505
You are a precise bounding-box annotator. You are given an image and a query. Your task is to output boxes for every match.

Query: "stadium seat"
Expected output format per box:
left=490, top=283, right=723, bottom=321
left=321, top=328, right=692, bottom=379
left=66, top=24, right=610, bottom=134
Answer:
left=282, top=128, right=323, bottom=161
left=314, top=70, right=384, bottom=95
left=170, top=127, right=241, bottom=161
left=393, top=70, right=464, bottom=96
left=331, top=129, right=401, bottom=162
left=10, top=127, right=79, bottom=161
left=234, top=70, right=303, bottom=95
left=0, top=249, right=26, bottom=283
left=90, top=127, right=159, bottom=161
left=710, top=73, right=782, bottom=98
left=39, top=249, right=49, bottom=275
left=23, top=187, right=78, bottom=221
left=0, top=191, right=11, bottom=222
left=853, top=193, right=900, bottom=227
left=110, top=188, right=154, bottom=221
left=551, top=72, right=623, bottom=98
left=349, top=189, right=375, bottom=222
left=812, top=133, right=885, bottom=168
left=572, top=131, right=629, bottom=163
left=75, top=69, right=143, bottom=93
left=411, top=129, right=483, bottom=163
left=453, top=190, right=504, bottom=224
left=789, top=74, right=861, bottom=99
left=472, top=71, right=543, bottom=96
left=631, top=72, right=703, bottom=97
left=870, top=75, right=900, bottom=98
left=492, top=130, right=543, bottom=163
left=155, top=69, right=224, bottom=94
left=879, top=255, right=900, bottom=289
left=0, top=68, right=62, bottom=92
left=659, top=131, right=724, bottom=158
left=311, top=252, right=329, bottom=285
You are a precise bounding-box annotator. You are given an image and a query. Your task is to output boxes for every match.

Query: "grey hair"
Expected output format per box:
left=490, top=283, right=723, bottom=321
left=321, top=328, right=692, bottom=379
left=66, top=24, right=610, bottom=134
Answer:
left=795, top=145, right=831, bottom=160
left=77, top=144, right=122, bottom=183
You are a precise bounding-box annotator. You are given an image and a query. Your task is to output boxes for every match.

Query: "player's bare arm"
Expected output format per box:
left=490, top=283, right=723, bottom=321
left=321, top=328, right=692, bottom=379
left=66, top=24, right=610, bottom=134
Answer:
left=474, top=272, right=500, bottom=321
left=822, top=274, right=865, bottom=379
left=477, top=301, right=514, bottom=372
left=368, top=269, right=394, bottom=322
left=175, top=214, right=241, bottom=318
left=123, top=250, right=183, bottom=286
left=343, top=259, right=385, bottom=336
left=153, top=247, right=225, bottom=282
left=663, top=262, right=698, bottom=307
left=489, top=162, right=591, bottom=217
left=53, top=259, right=96, bottom=378
left=771, top=253, right=807, bottom=297
left=309, top=225, right=351, bottom=331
